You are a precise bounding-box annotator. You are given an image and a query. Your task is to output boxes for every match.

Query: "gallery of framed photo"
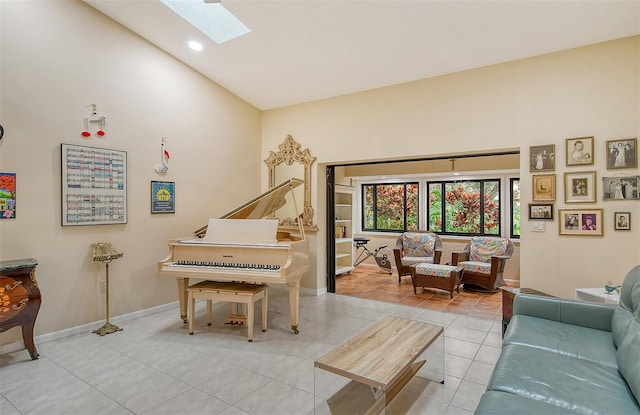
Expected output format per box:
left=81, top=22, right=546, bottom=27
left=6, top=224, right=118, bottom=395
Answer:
left=614, top=212, right=630, bottom=231
left=606, top=138, right=637, bottom=170
left=559, top=208, right=603, bottom=236
left=566, top=136, right=594, bottom=166
left=602, top=176, right=640, bottom=200
left=529, top=144, right=555, bottom=172
left=151, top=181, right=175, bottom=214
left=61, top=143, right=127, bottom=226
left=532, top=174, right=556, bottom=201
left=528, top=203, right=554, bottom=220
left=564, top=171, right=596, bottom=203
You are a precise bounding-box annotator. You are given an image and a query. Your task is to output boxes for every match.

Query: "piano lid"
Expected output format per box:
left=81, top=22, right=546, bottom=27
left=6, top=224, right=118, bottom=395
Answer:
left=194, top=178, right=304, bottom=238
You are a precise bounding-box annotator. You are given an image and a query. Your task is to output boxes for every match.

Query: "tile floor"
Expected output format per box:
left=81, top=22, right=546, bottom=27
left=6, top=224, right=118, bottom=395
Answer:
left=0, top=283, right=503, bottom=415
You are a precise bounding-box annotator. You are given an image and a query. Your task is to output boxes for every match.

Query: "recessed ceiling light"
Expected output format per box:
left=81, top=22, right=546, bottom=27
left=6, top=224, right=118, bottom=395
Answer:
left=160, top=0, right=250, bottom=44
left=188, top=40, right=203, bottom=51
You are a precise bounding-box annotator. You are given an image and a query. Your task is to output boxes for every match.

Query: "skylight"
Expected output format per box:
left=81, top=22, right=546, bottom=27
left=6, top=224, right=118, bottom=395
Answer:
left=160, top=0, right=250, bottom=44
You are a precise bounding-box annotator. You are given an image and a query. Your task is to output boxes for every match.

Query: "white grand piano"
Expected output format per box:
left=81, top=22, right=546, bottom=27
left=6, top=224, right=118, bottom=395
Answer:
left=158, top=179, right=310, bottom=334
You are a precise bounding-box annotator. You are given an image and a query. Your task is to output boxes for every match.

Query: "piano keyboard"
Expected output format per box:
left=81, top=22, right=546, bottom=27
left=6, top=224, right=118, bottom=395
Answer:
left=166, top=261, right=281, bottom=273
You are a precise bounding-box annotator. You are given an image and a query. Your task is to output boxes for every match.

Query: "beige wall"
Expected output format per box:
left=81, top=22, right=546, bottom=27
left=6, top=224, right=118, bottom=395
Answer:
left=263, top=36, right=640, bottom=298
left=0, top=0, right=262, bottom=342
left=1, top=1, right=638, bottom=346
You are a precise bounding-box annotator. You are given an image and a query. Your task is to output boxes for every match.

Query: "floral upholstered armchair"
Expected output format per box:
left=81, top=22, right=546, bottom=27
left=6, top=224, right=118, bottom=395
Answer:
left=393, top=231, right=443, bottom=283
left=451, top=236, right=514, bottom=291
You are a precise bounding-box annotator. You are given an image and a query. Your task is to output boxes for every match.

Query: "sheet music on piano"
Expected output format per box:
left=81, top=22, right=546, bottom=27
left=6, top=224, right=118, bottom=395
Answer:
left=180, top=219, right=281, bottom=246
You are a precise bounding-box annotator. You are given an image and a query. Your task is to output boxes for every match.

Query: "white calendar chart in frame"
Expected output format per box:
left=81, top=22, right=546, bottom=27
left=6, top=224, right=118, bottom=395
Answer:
left=61, top=143, right=127, bottom=226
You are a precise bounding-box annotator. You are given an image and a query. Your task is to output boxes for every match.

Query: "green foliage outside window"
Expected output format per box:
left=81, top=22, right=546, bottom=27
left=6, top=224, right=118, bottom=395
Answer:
left=429, top=180, right=501, bottom=235
left=362, top=183, right=418, bottom=231
left=511, top=178, right=521, bottom=237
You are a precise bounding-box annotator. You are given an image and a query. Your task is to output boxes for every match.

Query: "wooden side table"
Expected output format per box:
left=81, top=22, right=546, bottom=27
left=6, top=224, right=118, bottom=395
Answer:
left=501, top=287, right=553, bottom=338
left=0, top=258, right=41, bottom=359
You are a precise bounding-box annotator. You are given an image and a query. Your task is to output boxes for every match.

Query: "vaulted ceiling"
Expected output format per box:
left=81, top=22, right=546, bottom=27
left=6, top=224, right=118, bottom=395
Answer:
left=85, top=0, right=640, bottom=111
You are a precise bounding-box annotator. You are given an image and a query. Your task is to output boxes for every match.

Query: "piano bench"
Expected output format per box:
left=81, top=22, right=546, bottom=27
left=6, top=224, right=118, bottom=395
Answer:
left=187, top=281, right=268, bottom=342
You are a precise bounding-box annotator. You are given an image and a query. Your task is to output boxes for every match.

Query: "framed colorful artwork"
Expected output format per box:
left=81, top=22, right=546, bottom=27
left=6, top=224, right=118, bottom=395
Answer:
left=151, top=181, right=175, bottom=214
left=0, top=172, right=16, bottom=219
left=61, top=143, right=127, bottom=226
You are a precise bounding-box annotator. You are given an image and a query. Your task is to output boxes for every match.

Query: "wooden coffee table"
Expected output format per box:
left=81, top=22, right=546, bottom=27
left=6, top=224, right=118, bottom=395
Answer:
left=314, top=316, right=444, bottom=415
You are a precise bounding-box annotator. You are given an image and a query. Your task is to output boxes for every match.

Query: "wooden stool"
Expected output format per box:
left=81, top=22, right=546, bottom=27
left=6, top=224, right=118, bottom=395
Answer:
left=411, top=264, right=463, bottom=298
left=187, top=281, right=268, bottom=342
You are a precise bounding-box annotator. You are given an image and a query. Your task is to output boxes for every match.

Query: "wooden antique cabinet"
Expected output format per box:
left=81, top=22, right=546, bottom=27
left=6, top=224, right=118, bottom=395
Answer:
left=0, top=258, right=41, bottom=359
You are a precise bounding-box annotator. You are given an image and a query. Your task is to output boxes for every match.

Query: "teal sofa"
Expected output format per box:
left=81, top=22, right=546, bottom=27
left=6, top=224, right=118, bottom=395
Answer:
left=475, top=265, right=640, bottom=414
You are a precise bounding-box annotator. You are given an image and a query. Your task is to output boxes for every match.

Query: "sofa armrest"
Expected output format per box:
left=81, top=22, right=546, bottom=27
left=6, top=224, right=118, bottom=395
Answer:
left=514, top=294, right=615, bottom=332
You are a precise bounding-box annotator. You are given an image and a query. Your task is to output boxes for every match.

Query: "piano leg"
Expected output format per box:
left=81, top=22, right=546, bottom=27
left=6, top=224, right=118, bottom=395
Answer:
left=287, top=280, right=300, bottom=334
left=177, top=277, right=190, bottom=323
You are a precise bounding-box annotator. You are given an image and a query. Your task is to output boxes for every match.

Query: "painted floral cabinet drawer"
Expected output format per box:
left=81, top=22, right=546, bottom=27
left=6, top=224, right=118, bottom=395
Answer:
left=0, top=258, right=41, bottom=359
left=0, top=276, right=29, bottom=322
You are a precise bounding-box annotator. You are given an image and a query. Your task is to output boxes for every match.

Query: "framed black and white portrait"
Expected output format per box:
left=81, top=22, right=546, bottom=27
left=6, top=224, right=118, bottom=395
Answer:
left=606, top=138, right=637, bottom=170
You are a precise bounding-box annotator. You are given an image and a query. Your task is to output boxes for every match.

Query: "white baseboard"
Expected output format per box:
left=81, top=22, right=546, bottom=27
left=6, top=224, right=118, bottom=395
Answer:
left=0, top=302, right=178, bottom=356
left=1, top=285, right=334, bottom=356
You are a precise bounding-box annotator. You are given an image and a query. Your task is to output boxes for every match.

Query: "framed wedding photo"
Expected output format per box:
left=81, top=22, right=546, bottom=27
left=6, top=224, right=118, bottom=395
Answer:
left=528, top=203, right=554, bottom=220
left=603, top=176, right=640, bottom=200
left=564, top=171, right=596, bottom=203
left=529, top=144, right=555, bottom=172
left=532, top=174, right=556, bottom=201
left=559, top=208, right=603, bottom=236
left=614, top=212, right=630, bottom=231
left=606, top=138, right=637, bottom=169
left=566, top=136, right=594, bottom=166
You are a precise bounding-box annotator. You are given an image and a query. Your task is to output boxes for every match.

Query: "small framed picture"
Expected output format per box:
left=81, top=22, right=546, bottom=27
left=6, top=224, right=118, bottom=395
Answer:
left=0, top=172, right=16, bottom=219
left=614, top=212, right=630, bottom=231
left=559, top=208, right=603, bottom=236
left=532, top=174, right=556, bottom=201
left=606, top=138, right=637, bottom=169
left=528, top=203, right=554, bottom=220
left=564, top=171, right=596, bottom=203
left=529, top=144, right=555, bottom=172
left=151, top=181, right=175, bottom=213
left=602, top=176, right=640, bottom=200
left=566, top=136, right=594, bottom=166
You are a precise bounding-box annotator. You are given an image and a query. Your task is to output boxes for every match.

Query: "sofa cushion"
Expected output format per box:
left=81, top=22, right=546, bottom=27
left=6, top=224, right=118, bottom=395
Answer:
left=402, top=232, right=435, bottom=258
left=400, top=256, right=434, bottom=266
left=488, top=344, right=640, bottom=415
left=459, top=261, right=491, bottom=275
left=474, top=391, right=578, bottom=415
left=504, top=315, right=617, bottom=368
